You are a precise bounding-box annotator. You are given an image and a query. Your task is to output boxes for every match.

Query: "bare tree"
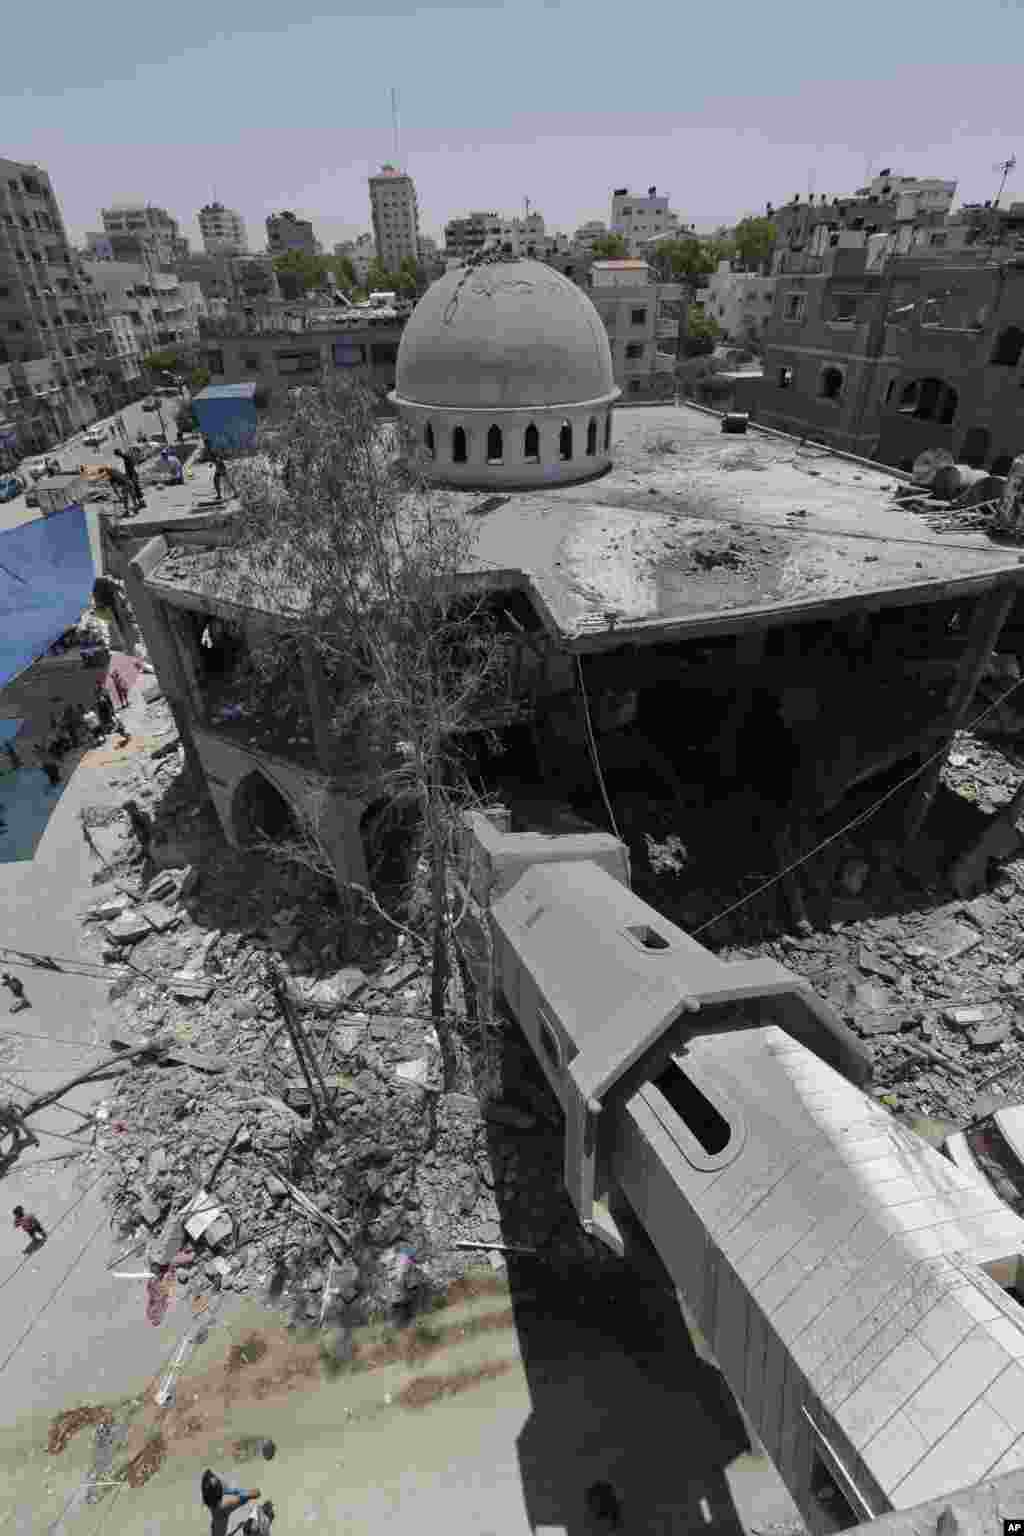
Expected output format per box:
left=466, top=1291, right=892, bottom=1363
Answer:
left=212, top=377, right=511, bottom=1089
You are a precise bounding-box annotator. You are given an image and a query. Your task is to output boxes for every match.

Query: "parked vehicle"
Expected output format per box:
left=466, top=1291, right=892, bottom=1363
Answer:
left=944, top=1106, right=1024, bottom=1218
left=0, top=473, right=26, bottom=503
left=83, top=425, right=107, bottom=447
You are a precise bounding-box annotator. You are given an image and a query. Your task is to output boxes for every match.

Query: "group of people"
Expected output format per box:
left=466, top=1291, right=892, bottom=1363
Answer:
left=29, top=679, right=131, bottom=785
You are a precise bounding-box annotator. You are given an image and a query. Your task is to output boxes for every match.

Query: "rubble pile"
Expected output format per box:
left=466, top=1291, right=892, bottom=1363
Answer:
left=726, top=728, right=1024, bottom=1130
left=77, top=704, right=606, bottom=1325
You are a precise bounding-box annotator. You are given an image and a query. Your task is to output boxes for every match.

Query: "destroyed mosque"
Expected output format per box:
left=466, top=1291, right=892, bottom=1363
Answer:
left=122, top=256, right=1024, bottom=932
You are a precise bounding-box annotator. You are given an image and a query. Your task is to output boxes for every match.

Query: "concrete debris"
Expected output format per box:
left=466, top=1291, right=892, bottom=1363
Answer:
left=394, top=1058, right=430, bottom=1088
left=169, top=974, right=215, bottom=1003
left=942, top=1003, right=1003, bottom=1030
left=106, top=911, right=155, bottom=944
left=969, top=1019, right=1011, bottom=1049
left=90, top=893, right=136, bottom=922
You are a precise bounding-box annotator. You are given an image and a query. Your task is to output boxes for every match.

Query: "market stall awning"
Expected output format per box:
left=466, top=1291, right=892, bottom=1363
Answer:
left=0, top=504, right=95, bottom=689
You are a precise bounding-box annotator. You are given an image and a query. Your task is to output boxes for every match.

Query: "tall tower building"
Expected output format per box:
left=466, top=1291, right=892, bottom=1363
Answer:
left=198, top=202, right=248, bottom=256
left=0, top=156, right=116, bottom=450
left=369, top=165, right=420, bottom=274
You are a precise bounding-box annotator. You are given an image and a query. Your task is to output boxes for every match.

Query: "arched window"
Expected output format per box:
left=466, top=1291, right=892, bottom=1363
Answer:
left=586, top=418, right=597, bottom=456
left=452, top=425, right=467, bottom=464
left=486, top=424, right=503, bottom=463
left=819, top=366, right=844, bottom=401
left=604, top=412, right=612, bottom=451
left=991, top=327, right=1024, bottom=368
left=559, top=421, right=572, bottom=461
left=424, top=422, right=435, bottom=460
left=524, top=422, right=540, bottom=463
left=897, top=380, right=921, bottom=414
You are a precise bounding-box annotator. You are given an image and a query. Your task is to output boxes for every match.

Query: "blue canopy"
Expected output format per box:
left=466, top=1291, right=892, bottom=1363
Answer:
left=0, top=504, right=96, bottom=689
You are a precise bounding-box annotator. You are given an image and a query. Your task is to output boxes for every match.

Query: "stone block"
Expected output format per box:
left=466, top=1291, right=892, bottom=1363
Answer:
left=169, top=973, right=214, bottom=1002
left=203, top=1213, right=234, bottom=1249
left=106, top=911, right=153, bottom=944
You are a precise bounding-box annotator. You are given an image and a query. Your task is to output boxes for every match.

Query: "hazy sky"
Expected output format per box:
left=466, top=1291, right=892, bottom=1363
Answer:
left=3, top=0, right=1021, bottom=255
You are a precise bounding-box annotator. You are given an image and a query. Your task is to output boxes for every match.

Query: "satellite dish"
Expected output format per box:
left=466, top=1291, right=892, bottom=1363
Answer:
left=912, top=447, right=954, bottom=487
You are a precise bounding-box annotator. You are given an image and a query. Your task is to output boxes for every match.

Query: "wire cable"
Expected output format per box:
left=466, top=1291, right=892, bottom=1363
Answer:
left=691, top=669, right=1024, bottom=939
left=0, top=1208, right=108, bottom=1378
left=575, top=654, right=623, bottom=844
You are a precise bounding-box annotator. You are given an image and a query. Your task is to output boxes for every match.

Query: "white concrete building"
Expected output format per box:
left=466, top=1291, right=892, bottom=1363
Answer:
left=100, top=203, right=190, bottom=265
left=198, top=202, right=248, bottom=256
left=85, top=260, right=203, bottom=359
left=853, top=170, right=957, bottom=222
left=610, top=186, right=679, bottom=256
left=590, top=260, right=678, bottom=395
left=391, top=257, right=619, bottom=488
left=368, top=165, right=420, bottom=273
left=701, top=260, right=777, bottom=344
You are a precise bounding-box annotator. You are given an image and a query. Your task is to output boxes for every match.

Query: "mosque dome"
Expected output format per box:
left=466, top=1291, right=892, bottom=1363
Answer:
left=390, top=257, right=620, bottom=489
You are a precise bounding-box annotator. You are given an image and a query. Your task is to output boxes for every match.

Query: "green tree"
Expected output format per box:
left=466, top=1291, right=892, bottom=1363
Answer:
left=273, top=250, right=330, bottom=299
left=328, top=253, right=358, bottom=293
left=678, top=306, right=721, bottom=359
left=591, top=232, right=629, bottom=259
left=141, top=344, right=209, bottom=397
left=222, top=380, right=512, bottom=1092
left=732, top=216, right=777, bottom=273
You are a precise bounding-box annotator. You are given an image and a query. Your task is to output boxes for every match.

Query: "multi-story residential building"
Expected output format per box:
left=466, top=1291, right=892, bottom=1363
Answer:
left=769, top=173, right=956, bottom=276
left=573, top=220, right=609, bottom=255
left=368, top=165, right=420, bottom=273
left=444, top=212, right=496, bottom=264
left=610, top=187, right=679, bottom=257
left=198, top=202, right=248, bottom=256
left=589, top=259, right=678, bottom=397
left=100, top=203, right=190, bottom=266
left=756, top=237, right=1024, bottom=473
left=699, top=260, right=777, bottom=345
left=84, top=260, right=206, bottom=373
left=334, top=234, right=375, bottom=285
left=106, top=312, right=143, bottom=388
left=198, top=315, right=408, bottom=405
left=416, top=233, right=444, bottom=279
left=0, top=155, right=117, bottom=449
left=265, top=211, right=318, bottom=257
left=179, top=253, right=281, bottom=312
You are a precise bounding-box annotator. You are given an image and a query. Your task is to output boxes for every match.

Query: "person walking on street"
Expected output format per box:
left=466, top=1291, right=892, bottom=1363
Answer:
left=12, top=1206, right=46, bottom=1250
left=111, top=670, right=131, bottom=710
left=1, top=974, right=29, bottom=1013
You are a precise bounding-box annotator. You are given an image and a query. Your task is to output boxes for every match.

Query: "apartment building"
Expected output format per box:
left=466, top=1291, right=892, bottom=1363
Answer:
left=335, top=233, right=375, bottom=285
left=198, top=202, right=248, bottom=256
left=573, top=220, right=609, bottom=255
left=101, top=203, right=190, bottom=266
left=266, top=211, right=318, bottom=257
left=610, top=187, right=679, bottom=256
left=84, top=260, right=206, bottom=367
left=200, top=317, right=407, bottom=404
left=700, top=259, right=777, bottom=344
left=757, top=236, right=1024, bottom=472
left=368, top=165, right=419, bottom=272
left=0, top=155, right=116, bottom=449
left=589, top=259, right=678, bottom=396
left=770, top=173, right=956, bottom=276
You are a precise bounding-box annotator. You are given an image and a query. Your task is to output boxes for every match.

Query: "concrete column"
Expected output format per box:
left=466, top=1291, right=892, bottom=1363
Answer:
left=124, top=541, right=203, bottom=788
left=300, top=638, right=333, bottom=774
left=165, top=606, right=208, bottom=725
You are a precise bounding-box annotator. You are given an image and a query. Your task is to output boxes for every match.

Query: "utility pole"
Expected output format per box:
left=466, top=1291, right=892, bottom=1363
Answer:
left=994, top=155, right=1017, bottom=209
left=391, top=87, right=400, bottom=168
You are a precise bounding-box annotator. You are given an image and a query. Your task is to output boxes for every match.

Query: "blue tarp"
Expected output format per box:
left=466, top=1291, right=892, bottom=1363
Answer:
left=0, top=503, right=95, bottom=689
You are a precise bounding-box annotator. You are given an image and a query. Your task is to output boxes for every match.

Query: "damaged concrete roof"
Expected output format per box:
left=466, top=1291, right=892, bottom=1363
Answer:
left=146, top=405, right=1024, bottom=647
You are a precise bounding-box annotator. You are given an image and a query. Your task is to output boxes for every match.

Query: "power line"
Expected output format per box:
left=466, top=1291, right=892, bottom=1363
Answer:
left=691, top=670, right=1024, bottom=939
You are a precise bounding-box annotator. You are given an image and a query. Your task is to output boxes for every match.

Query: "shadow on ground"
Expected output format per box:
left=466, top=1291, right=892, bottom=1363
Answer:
left=479, top=1024, right=750, bottom=1536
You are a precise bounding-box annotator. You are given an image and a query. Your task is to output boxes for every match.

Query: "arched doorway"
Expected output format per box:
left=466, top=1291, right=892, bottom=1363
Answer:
left=524, top=422, right=540, bottom=463
left=559, top=421, right=573, bottom=460
left=452, top=425, right=468, bottom=464
left=586, top=418, right=598, bottom=456
left=486, top=424, right=503, bottom=463
left=233, top=770, right=296, bottom=845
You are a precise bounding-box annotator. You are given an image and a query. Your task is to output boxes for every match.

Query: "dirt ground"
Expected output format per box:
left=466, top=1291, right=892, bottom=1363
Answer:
left=2, top=1266, right=804, bottom=1536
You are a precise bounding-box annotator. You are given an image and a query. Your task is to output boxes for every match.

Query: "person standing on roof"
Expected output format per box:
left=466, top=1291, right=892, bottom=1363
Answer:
left=114, top=447, right=144, bottom=512
left=1, top=974, right=29, bottom=1013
